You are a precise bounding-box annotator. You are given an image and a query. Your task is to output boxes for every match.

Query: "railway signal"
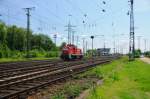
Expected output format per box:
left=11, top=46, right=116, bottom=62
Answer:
left=91, top=36, right=94, bottom=57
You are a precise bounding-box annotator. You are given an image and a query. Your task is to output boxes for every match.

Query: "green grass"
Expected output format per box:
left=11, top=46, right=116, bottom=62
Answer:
left=51, top=79, right=96, bottom=99
left=50, top=63, right=102, bottom=99
left=87, top=57, right=150, bottom=99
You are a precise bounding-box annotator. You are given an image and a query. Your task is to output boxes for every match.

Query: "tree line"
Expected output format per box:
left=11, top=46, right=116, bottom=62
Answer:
left=144, top=51, right=150, bottom=58
left=0, top=22, right=60, bottom=58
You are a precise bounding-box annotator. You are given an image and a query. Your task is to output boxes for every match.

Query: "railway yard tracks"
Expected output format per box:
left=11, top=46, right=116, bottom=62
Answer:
left=0, top=56, right=120, bottom=99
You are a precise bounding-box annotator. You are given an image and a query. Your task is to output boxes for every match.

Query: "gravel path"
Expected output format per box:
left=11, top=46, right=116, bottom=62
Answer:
left=140, top=57, right=150, bottom=64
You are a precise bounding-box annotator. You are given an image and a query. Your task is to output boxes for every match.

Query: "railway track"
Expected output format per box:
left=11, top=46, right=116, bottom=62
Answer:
left=0, top=59, right=62, bottom=71
left=0, top=57, right=101, bottom=79
left=0, top=60, right=85, bottom=79
left=0, top=55, right=120, bottom=99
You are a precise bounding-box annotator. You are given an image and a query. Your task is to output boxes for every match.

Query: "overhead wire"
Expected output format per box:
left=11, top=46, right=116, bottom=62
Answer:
left=30, top=0, right=65, bottom=25
left=64, top=0, right=92, bottom=25
left=0, top=2, right=53, bottom=34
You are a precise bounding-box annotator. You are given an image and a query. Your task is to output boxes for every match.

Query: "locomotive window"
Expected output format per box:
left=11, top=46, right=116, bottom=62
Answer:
left=63, top=48, right=68, bottom=50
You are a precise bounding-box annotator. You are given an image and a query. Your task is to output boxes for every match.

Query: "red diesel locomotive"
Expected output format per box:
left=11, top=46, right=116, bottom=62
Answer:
left=60, top=44, right=83, bottom=60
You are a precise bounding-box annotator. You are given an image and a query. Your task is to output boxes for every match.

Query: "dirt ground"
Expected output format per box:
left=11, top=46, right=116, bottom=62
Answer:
left=27, top=77, right=99, bottom=99
left=140, top=57, right=150, bottom=64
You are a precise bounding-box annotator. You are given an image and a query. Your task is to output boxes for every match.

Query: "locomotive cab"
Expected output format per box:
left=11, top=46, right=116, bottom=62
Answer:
left=60, top=44, right=83, bottom=60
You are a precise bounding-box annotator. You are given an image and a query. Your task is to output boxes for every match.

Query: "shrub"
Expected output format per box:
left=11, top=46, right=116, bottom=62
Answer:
left=10, top=51, right=23, bottom=58
left=24, top=50, right=39, bottom=58
left=144, top=51, right=150, bottom=57
left=52, top=93, right=65, bottom=99
left=134, top=49, right=141, bottom=58
left=64, top=84, right=81, bottom=98
left=45, top=51, right=59, bottom=58
left=0, top=44, right=11, bottom=58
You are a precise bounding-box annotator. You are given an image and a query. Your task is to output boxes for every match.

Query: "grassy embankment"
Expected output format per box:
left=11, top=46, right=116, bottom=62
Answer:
left=87, top=57, right=150, bottom=99
left=51, top=57, right=150, bottom=99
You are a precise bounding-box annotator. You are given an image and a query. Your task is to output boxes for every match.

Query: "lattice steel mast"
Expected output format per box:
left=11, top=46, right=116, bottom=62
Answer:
left=23, top=7, right=35, bottom=58
left=129, top=0, right=135, bottom=61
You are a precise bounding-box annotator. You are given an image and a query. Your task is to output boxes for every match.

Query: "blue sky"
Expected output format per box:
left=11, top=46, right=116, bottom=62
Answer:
left=0, top=0, right=150, bottom=53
